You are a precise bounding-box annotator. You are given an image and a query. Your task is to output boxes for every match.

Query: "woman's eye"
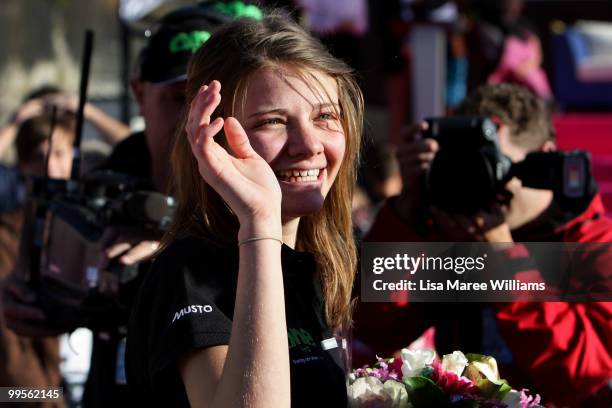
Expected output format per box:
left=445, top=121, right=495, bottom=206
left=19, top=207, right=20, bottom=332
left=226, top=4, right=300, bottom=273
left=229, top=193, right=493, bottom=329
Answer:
left=317, top=112, right=337, bottom=121
left=258, top=118, right=283, bottom=127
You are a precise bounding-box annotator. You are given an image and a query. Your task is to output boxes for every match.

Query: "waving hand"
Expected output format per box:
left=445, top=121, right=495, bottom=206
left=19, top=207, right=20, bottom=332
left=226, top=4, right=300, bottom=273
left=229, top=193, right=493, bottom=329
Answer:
left=185, top=81, right=282, bottom=225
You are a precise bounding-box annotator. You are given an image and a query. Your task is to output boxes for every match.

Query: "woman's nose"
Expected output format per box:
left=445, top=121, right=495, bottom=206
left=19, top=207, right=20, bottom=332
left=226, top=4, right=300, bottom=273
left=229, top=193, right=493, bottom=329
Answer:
left=287, top=123, right=324, bottom=157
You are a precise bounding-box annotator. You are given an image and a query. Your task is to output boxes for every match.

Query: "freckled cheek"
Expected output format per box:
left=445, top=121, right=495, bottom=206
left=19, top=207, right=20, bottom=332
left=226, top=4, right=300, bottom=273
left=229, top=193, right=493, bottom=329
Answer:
left=247, top=135, right=285, bottom=163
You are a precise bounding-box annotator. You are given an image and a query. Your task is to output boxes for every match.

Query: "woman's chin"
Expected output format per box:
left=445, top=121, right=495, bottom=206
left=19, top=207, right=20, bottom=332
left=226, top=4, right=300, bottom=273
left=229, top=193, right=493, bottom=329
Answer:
left=281, top=196, right=326, bottom=220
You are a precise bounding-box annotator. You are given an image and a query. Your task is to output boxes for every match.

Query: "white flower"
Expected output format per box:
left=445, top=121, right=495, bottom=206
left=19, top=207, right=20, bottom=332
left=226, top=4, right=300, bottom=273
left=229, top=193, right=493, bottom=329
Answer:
left=348, top=377, right=411, bottom=408
left=400, top=348, right=436, bottom=378
left=441, top=351, right=468, bottom=377
left=383, top=381, right=411, bottom=408
left=468, top=356, right=500, bottom=382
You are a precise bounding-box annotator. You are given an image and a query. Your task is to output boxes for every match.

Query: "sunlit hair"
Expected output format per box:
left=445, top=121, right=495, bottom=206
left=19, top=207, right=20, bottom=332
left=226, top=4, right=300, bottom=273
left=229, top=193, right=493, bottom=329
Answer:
left=167, top=14, right=363, bottom=329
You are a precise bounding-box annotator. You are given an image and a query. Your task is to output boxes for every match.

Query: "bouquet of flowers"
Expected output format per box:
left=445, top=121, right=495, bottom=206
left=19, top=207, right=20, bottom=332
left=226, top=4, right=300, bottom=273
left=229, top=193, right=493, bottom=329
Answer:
left=348, top=349, right=544, bottom=408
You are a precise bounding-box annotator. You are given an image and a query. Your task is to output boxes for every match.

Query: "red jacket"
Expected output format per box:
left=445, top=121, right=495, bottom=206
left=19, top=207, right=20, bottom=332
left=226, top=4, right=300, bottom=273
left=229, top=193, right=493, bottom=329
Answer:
left=354, top=194, right=612, bottom=407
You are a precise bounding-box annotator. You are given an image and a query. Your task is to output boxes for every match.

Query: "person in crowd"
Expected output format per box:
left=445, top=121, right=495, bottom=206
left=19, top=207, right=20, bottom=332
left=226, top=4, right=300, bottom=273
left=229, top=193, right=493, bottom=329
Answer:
left=467, top=0, right=551, bottom=98
left=0, top=85, right=130, bottom=213
left=77, top=5, right=243, bottom=407
left=125, top=13, right=363, bottom=407
left=0, top=110, right=76, bottom=407
left=0, top=85, right=129, bottom=161
left=354, top=83, right=612, bottom=407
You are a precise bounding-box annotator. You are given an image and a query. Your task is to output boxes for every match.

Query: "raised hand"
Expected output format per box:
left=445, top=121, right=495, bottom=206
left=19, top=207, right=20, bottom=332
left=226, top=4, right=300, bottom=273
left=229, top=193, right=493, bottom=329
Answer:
left=185, top=81, right=282, bottom=227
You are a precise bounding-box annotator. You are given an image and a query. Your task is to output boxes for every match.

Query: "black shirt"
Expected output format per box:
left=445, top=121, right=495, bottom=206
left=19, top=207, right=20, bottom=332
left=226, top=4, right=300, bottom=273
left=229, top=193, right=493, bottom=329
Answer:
left=125, top=237, right=349, bottom=407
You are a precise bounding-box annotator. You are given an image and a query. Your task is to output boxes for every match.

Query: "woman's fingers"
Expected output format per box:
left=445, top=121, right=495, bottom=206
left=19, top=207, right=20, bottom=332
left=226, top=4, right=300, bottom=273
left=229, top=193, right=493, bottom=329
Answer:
left=224, top=117, right=257, bottom=159
left=194, top=117, right=225, bottom=150
left=186, top=80, right=222, bottom=143
left=186, top=85, right=207, bottom=138
left=198, top=81, right=221, bottom=128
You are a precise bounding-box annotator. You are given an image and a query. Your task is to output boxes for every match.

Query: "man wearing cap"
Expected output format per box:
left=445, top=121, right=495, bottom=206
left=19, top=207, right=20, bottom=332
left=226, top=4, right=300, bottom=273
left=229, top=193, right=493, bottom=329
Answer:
left=86, top=4, right=262, bottom=406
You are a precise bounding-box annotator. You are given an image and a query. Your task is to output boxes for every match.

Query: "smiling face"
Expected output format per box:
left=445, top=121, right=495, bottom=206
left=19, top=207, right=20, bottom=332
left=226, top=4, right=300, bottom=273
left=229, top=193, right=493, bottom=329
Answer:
left=237, top=67, right=346, bottom=221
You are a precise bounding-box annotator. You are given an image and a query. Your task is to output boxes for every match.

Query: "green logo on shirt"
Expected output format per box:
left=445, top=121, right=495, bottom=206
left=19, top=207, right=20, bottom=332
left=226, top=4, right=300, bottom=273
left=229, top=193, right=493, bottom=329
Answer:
left=288, top=328, right=316, bottom=352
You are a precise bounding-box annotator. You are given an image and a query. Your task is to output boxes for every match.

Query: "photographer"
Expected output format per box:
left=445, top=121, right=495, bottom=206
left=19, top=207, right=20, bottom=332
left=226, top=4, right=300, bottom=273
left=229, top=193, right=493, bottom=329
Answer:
left=0, top=86, right=130, bottom=215
left=354, top=84, right=612, bottom=407
left=0, top=110, right=75, bottom=406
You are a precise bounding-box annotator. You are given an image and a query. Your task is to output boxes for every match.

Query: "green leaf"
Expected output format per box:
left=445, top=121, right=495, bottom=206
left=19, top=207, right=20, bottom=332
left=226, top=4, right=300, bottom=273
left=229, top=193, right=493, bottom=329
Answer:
left=404, top=376, right=450, bottom=408
left=495, top=381, right=513, bottom=400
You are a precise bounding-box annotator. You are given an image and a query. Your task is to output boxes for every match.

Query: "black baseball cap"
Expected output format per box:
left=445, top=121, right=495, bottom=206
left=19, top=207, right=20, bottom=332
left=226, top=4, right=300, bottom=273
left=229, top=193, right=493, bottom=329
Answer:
left=139, top=1, right=263, bottom=85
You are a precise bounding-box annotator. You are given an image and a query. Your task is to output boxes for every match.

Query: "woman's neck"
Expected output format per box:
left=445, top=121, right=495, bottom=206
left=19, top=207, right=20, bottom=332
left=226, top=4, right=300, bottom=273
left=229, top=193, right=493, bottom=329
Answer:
left=281, top=217, right=300, bottom=248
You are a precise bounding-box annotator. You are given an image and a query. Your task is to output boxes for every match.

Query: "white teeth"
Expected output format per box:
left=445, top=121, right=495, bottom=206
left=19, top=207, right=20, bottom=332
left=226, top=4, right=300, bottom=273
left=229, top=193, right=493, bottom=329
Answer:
left=276, top=168, right=322, bottom=182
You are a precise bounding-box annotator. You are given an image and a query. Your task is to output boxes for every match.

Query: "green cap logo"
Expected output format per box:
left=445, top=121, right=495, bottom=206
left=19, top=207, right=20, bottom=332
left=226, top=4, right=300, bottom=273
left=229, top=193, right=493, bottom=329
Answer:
left=213, top=1, right=263, bottom=20
left=169, top=30, right=211, bottom=54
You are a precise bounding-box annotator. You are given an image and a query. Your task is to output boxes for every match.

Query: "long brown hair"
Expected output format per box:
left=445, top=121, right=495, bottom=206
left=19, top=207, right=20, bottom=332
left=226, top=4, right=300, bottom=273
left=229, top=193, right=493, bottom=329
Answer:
left=167, top=14, right=363, bottom=329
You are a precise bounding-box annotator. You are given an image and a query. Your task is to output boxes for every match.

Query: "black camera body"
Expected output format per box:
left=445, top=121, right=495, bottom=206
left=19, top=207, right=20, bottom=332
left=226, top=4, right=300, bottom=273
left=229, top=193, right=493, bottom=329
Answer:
left=16, top=171, right=176, bottom=331
left=423, top=116, right=594, bottom=214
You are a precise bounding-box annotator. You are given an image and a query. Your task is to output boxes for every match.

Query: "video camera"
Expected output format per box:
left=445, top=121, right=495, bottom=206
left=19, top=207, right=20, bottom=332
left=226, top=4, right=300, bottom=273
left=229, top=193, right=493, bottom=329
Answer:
left=15, top=171, right=175, bottom=331
left=423, top=116, right=595, bottom=214
left=13, top=30, right=175, bottom=333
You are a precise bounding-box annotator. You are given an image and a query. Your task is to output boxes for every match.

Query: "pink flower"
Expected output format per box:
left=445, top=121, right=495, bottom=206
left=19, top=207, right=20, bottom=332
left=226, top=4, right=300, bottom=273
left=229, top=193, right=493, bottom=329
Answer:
left=430, top=361, right=480, bottom=397
left=501, top=389, right=543, bottom=408
left=388, top=357, right=404, bottom=380
left=352, top=357, right=403, bottom=383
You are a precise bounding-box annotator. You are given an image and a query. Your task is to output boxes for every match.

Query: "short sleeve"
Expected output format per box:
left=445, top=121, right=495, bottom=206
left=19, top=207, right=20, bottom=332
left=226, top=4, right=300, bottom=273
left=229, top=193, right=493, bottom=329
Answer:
left=127, top=238, right=236, bottom=388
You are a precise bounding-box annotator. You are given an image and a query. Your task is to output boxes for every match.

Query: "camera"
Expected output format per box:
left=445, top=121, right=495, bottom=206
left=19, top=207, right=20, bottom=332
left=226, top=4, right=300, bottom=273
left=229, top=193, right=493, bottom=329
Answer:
left=423, top=116, right=595, bottom=214
left=15, top=170, right=176, bottom=331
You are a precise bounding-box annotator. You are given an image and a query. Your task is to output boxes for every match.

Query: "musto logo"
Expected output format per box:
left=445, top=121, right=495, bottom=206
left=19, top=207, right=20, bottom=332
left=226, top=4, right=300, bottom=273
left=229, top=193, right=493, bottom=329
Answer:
left=172, top=304, right=213, bottom=323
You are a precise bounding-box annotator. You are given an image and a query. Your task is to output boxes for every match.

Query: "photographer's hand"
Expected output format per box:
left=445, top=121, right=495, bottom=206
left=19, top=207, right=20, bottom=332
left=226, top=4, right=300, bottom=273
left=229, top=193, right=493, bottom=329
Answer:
left=100, top=227, right=161, bottom=279
left=393, top=122, right=438, bottom=224
left=431, top=206, right=514, bottom=243
left=104, top=237, right=160, bottom=266
left=2, top=276, right=64, bottom=337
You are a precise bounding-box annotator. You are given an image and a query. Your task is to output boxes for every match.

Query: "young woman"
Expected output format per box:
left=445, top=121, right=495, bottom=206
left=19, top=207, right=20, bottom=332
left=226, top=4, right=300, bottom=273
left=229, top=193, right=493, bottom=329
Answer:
left=125, top=14, right=363, bottom=407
